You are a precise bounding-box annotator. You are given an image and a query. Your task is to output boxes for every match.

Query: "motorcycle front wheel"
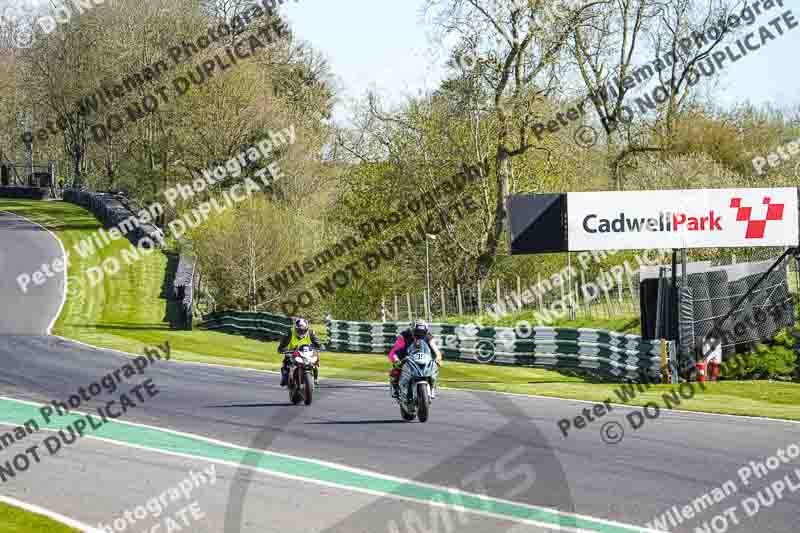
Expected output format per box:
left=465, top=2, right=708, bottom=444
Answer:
left=303, top=371, right=314, bottom=405
left=289, top=369, right=303, bottom=405
left=417, top=383, right=431, bottom=423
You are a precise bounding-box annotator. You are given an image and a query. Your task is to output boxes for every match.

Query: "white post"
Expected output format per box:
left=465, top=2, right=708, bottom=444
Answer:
left=580, top=270, right=588, bottom=317
left=406, top=293, right=412, bottom=321
left=537, top=274, right=543, bottom=309
left=441, top=286, right=446, bottom=319
left=568, top=253, right=574, bottom=319
left=477, top=280, right=482, bottom=317
left=457, top=284, right=464, bottom=315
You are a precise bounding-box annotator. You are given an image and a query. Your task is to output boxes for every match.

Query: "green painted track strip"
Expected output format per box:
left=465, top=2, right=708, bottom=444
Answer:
left=0, top=398, right=654, bottom=533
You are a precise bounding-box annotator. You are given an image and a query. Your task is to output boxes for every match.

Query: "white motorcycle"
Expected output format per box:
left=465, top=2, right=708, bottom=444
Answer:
left=396, top=339, right=439, bottom=423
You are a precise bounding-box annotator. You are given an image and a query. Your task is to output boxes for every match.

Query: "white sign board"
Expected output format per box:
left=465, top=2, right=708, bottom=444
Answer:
left=567, top=188, right=798, bottom=251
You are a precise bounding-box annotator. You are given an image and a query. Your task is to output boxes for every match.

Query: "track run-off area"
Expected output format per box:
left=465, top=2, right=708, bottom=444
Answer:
left=1, top=210, right=800, bottom=532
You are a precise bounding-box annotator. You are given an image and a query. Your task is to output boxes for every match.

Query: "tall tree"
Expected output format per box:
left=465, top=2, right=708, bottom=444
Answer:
left=420, top=0, right=604, bottom=277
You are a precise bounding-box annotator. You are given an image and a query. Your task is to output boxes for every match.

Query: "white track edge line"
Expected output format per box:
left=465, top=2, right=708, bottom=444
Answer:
left=0, top=493, right=104, bottom=532
left=0, top=420, right=657, bottom=533
left=0, top=401, right=659, bottom=533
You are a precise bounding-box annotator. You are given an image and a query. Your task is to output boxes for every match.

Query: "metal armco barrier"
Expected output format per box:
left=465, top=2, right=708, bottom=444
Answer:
left=200, top=311, right=293, bottom=341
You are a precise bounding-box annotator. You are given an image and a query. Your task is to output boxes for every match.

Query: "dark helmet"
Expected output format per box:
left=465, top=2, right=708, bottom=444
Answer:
left=294, top=318, right=309, bottom=337
left=412, top=319, right=429, bottom=339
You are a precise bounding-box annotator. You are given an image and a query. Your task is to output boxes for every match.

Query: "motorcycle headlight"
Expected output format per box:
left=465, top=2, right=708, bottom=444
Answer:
left=294, top=356, right=305, bottom=364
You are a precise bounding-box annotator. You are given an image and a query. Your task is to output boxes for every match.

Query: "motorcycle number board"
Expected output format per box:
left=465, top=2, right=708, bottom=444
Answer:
left=567, top=188, right=799, bottom=251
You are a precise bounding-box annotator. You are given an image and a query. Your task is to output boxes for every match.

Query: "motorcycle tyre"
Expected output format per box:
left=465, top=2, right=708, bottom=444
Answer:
left=417, top=383, right=430, bottom=423
left=303, top=371, right=314, bottom=406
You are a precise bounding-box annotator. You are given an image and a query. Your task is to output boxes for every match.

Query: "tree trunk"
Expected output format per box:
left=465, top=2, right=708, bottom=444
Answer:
left=476, top=144, right=510, bottom=279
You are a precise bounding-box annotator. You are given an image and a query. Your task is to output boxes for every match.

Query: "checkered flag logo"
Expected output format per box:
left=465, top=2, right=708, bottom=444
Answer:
left=730, top=196, right=784, bottom=239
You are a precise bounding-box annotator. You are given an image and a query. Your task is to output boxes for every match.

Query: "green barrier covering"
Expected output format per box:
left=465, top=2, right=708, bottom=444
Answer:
left=200, top=311, right=663, bottom=382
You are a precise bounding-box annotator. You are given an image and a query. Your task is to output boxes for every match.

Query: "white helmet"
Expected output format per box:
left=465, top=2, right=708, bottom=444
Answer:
left=295, top=318, right=309, bottom=337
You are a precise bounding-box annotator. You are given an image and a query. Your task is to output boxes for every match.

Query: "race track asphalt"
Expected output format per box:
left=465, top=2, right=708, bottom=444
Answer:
left=1, top=209, right=799, bottom=533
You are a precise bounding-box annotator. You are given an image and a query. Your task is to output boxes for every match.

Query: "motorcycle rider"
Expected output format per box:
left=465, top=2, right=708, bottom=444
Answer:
left=388, top=319, right=443, bottom=399
left=278, top=318, right=322, bottom=387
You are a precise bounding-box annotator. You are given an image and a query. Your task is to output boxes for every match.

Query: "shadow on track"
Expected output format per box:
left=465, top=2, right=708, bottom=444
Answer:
left=304, top=419, right=408, bottom=425
left=205, top=402, right=295, bottom=408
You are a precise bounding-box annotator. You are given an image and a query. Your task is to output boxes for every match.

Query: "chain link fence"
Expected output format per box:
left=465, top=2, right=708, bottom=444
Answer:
left=681, top=247, right=797, bottom=357
left=379, top=249, right=799, bottom=348
left=381, top=255, right=650, bottom=323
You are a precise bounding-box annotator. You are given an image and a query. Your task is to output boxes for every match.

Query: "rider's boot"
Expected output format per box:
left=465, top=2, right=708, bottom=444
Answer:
left=389, top=367, right=401, bottom=398
left=313, top=366, right=319, bottom=386
left=280, top=366, right=288, bottom=387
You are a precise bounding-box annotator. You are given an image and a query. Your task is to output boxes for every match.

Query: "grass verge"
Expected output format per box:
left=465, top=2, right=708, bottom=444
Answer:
left=0, top=502, right=79, bottom=533
left=3, top=199, right=800, bottom=421
left=439, top=312, right=641, bottom=333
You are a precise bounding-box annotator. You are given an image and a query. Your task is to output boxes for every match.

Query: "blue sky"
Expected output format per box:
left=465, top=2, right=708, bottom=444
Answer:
left=283, top=0, right=799, bottom=124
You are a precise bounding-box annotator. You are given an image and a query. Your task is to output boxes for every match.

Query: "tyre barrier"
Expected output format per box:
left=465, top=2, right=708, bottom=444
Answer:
left=0, top=186, right=50, bottom=199
left=199, top=311, right=663, bottom=382
left=200, top=311, right=294, bottom=341
left=326, top=320, right=663, bottom=382
left=173, top=251, right=195, bottom=330
left=62, top=189, right=165, bottom=248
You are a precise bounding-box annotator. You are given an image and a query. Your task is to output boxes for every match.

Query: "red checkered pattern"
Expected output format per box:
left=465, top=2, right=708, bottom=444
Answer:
left=729, top=197, right=784, bottom=239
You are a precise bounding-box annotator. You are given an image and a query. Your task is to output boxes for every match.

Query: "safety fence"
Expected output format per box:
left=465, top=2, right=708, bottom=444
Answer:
left=200, top=310, right=294, bottom=341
